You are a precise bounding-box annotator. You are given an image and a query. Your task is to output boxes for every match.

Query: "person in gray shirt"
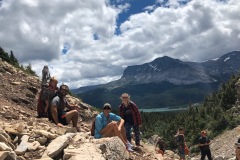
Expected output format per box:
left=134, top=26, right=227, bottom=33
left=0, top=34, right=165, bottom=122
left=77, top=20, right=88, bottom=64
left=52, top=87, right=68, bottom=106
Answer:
left=51, top=84, right=80, bottom=132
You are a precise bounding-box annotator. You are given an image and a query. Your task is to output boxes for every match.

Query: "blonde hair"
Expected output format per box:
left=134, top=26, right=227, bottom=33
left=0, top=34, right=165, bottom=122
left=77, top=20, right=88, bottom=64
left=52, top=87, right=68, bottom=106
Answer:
left=50, top=77, right=58, bottom=84
left=120, top=93, right=130, bottom=101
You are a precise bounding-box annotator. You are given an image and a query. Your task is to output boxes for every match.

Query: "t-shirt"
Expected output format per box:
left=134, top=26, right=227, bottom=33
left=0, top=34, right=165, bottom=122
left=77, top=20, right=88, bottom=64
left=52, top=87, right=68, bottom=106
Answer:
left=51, top=96, right=68, bottom=115
left=198, top=136, right=210, bottom=151
left=94, top=112, right=121, bottom=139
left=123, top=106, right=134, bottom=125
left=176, top=134, right=185, bottom=146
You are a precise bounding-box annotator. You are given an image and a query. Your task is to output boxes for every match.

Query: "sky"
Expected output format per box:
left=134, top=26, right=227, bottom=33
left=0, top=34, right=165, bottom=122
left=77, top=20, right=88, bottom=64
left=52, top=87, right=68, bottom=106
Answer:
left=0, top=0, right=240, bottom=89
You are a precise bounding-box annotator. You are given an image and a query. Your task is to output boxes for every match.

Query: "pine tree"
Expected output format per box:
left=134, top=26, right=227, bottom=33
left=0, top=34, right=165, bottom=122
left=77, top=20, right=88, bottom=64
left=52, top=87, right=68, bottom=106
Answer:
left=0, top=46, right=10, bottom=62
left=25, top=63, right=36, bottom=75
left=9, top=51, right=19, bottom=67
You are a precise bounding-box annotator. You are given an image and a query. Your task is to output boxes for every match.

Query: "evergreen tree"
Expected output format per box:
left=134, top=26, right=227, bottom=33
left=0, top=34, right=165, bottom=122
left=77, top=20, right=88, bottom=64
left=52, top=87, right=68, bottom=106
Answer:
left=9, top=51, right=19, bottom=67
left=25, top=63, right=36, bottom=75
left=0, top=46, right=10, bottom=62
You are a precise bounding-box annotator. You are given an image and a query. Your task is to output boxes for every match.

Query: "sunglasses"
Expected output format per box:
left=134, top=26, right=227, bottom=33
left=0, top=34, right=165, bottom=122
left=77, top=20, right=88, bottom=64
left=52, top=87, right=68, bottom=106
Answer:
left=122, top=97, right=128, bottom=99
left=61, top=89, right=69, bottom=92
left=103, top=107, right=111, bottom=110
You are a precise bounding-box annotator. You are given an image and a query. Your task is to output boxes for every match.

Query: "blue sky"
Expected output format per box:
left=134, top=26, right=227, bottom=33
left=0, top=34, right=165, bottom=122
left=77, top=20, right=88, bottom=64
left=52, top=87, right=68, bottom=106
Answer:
left=112, top=0, right=160, bottom=34
left=112, top=0, right=191, bottom=34
left=0, top=0, right=240, bottom=88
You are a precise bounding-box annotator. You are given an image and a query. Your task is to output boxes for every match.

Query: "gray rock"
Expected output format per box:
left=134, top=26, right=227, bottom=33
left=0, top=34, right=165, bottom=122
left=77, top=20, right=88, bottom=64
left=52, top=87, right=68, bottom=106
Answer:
left=102, top=137, right=129, bottom=160
left=43, top=133, right=76, bottom=158
left=15, top=135, right=30, bottom=155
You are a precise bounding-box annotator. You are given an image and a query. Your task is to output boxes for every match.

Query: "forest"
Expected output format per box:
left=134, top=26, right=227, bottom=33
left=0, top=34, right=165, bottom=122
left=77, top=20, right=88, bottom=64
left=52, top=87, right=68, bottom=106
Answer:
left=140, top=74, right=240, bottom=152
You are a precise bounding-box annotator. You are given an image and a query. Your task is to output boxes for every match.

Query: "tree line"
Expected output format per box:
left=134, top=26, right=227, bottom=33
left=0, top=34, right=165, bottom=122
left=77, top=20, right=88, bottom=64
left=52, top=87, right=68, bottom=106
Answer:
left=0, top=46, right=36, bottom=75
left=140, top=74, right=240, bottom=152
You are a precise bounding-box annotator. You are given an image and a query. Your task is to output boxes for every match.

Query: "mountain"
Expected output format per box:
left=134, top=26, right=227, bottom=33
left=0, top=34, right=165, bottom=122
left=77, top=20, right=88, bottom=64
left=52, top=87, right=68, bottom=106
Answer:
left=119, top=51, right=240, bottom=85
left=75, top=51, right=240, bottom=109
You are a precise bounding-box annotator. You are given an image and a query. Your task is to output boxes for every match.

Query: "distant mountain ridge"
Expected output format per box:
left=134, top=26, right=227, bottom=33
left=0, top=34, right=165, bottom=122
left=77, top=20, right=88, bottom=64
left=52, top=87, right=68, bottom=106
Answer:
left=74, top=51, right=240, bottom=109
left=119, top=51, right=240, bottom=85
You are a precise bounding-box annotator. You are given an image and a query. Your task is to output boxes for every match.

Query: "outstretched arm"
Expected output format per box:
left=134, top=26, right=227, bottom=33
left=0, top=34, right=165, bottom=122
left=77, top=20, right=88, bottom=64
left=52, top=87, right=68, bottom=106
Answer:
left=51, top=104, right=63, bottom=127
left=118, top=118, right=125, bottom=131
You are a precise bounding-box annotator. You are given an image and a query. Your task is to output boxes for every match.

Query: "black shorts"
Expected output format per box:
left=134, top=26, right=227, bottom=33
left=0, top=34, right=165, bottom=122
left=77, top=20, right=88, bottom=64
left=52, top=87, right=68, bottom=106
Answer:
left=58, top=112, right=68, bottom=125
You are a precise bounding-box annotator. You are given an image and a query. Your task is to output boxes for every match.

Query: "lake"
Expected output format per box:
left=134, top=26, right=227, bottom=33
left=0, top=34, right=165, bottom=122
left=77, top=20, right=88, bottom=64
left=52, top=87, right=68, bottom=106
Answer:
left=139, top=107, right=188, bottom=112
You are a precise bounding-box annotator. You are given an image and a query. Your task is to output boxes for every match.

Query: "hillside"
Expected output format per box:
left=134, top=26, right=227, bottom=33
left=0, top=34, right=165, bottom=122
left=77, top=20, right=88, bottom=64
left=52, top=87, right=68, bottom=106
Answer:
left=0, top=57, right=170, bottom=159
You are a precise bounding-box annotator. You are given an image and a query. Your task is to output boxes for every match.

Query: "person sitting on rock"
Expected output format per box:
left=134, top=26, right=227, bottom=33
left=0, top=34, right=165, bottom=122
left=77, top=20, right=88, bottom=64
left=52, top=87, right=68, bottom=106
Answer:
left=50, top=84, right=80, bottom=132
left=235, top=137, right=240, bottom=160
left=94, top=103, right=133, bottom=152
left=37, top=77, right=58, bottom=118
left=155, top=138, right=166, bottom=155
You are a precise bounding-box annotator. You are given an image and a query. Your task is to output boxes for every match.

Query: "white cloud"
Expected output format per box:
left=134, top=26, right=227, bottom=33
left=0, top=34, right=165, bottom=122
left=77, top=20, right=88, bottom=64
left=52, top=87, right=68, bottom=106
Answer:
left=0, top=0, right=240, bottom=89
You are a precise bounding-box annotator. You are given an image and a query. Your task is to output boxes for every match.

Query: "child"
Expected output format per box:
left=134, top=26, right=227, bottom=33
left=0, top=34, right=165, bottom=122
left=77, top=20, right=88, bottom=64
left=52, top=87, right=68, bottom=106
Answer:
left=175, top=128, right=186, bottom=160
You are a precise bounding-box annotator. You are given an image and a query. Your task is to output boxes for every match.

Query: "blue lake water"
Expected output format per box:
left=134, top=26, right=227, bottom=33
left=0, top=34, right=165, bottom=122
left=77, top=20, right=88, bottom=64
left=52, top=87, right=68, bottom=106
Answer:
left=139, top=107, right=187, bottom=112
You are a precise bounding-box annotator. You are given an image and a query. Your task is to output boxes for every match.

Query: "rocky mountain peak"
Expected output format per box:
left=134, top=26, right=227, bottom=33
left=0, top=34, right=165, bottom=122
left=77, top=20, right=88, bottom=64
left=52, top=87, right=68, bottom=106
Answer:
left=120, top=51, right=240, bottom=85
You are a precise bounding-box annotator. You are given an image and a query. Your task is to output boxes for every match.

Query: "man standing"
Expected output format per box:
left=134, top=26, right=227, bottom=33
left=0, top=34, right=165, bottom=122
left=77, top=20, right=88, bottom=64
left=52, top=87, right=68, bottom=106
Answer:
left=119, top=93, right=142, bottom=147
left=198, top=130, right=212, bottom=160
left=51, top=84, right=80, bottom=132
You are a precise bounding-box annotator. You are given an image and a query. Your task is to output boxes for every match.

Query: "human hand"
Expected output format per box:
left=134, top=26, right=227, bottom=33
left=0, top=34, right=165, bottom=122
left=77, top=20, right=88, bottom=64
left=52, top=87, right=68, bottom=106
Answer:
left=110, top=121, right=117, bottom=124
left=57, top=123, right=64, bottom=127
left=118, top=125, right=121, bottom=131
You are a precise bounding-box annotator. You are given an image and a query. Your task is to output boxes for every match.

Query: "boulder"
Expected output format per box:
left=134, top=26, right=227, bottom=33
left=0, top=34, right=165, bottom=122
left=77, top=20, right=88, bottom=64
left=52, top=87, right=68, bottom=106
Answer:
left=42, top=133, right=76, bottom=158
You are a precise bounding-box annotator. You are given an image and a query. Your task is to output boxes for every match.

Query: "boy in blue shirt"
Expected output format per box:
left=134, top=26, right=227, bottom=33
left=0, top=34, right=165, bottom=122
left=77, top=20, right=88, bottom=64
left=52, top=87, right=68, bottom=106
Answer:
left=94, top=103, right=133, bottom=152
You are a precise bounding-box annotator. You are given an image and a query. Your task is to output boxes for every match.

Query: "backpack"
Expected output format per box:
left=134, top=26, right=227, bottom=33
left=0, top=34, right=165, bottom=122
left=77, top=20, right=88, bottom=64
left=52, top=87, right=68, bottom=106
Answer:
left=90, top=118, right=96, bottom=136
left=37, top=86, right=57, bottom=119
left=90, top=114, right=103, bottom=136
left=42, top=65, right=51, bottom=85
left=37, top=87, right=47, bottom=118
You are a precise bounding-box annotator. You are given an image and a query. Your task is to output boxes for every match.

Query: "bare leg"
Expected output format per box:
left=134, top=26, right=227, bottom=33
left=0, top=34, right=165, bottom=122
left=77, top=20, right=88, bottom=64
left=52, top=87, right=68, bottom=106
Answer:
left=65, top=110, right=79, bottom=131
left=102, top=124, right=127, bottom=145
left=120, top=123, right=128, bottom=142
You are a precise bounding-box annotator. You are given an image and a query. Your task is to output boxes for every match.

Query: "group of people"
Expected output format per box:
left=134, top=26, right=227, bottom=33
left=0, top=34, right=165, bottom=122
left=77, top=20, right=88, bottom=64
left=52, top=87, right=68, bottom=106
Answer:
left=174, top=128, right=212, bottom=160
left=37, top=66, right=239, bottom=158
left=93, top=93, right=142, bottom=152
left=37, top=66, right=81, bottom=132
left=37, top=66, right=143, bottom=152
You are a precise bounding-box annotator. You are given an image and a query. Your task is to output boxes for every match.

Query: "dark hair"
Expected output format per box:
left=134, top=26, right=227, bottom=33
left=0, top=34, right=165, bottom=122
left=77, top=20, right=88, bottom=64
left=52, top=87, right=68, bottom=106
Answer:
left=238, top=137, right=240, bottom=143
left=60, top=84, right=69, bottom=91
left=178, top=127, right=184, bottom=132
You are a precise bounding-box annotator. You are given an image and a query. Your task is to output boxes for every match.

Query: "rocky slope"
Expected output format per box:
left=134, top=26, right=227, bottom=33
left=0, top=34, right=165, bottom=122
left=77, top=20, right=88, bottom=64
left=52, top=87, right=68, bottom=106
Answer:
left=1, top=58, right=240, bottom=160
left=0, top=58, right=173, bottom=160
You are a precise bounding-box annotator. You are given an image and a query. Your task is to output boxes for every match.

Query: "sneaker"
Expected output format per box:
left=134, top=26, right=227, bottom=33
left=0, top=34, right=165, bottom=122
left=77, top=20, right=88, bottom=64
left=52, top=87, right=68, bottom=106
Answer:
left=127, top=141, right=134, bottom=147
left=126, top=145, right=134, bottom=152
